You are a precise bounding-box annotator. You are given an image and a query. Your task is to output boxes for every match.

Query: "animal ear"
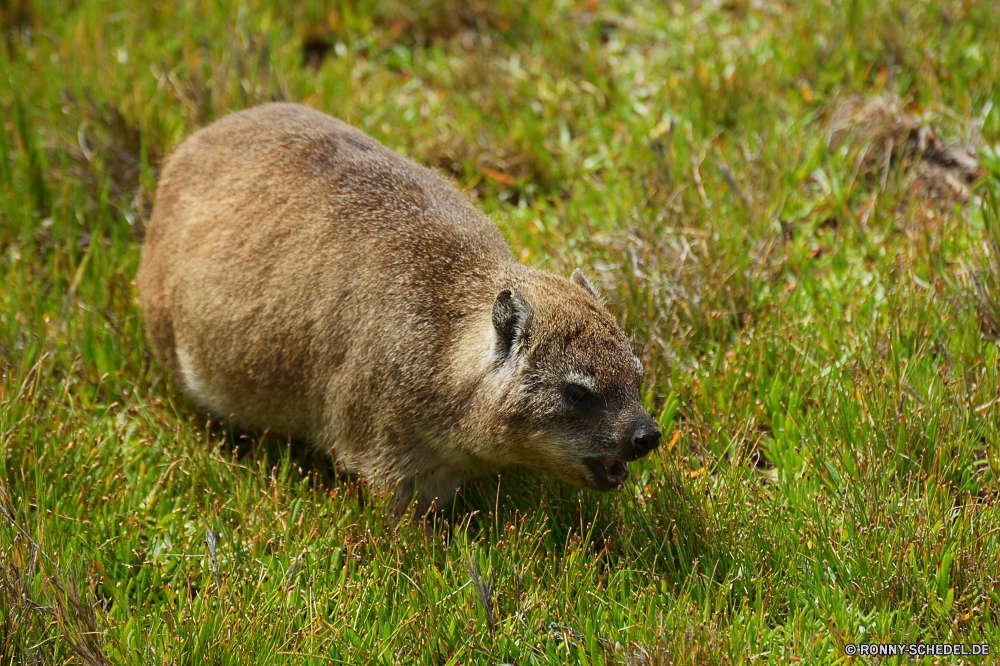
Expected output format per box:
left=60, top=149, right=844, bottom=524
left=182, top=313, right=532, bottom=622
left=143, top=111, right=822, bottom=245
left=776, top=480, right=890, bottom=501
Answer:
left=571, top=268, right=597, bottom=297
left=492, top=287, right=533, bottom=361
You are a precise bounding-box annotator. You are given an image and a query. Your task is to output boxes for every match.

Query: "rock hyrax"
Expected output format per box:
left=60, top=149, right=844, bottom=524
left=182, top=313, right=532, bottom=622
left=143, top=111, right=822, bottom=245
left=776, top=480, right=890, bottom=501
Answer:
left=137, top=103, right=661, bottom=515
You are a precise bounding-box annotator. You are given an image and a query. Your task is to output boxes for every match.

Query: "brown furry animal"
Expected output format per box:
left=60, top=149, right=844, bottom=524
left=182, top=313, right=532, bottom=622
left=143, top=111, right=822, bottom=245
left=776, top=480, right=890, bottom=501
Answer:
left=137, top=103, right=660, bottom=515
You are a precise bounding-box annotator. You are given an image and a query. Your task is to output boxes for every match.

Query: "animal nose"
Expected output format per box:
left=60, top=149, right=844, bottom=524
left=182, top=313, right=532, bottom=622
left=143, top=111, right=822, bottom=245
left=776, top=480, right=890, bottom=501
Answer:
left=633, top=427, right=661, bottom=454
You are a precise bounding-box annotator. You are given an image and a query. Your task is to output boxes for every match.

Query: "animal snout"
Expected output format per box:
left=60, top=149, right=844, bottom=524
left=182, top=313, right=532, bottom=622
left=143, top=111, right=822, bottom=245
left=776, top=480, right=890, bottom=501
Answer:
left=632, top=425, right=661, bottom=456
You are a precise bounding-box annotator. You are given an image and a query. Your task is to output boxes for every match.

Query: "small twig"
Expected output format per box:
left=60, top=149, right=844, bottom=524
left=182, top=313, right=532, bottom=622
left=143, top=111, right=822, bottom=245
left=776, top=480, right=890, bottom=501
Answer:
left=935, top=336, right=952, bottom=377
left=466, top=555, right=495, bottom=635
left=15, top=352, right=49, bottom=403
left=715, top=159, right=751, bottom=210
left=435, top=580, right=471, bottom=606
left=691, top=155, right=708, bottom=205
left=284, top=550, right=304, bottom=588
left=77, top=123, right=93, bottom=162
left=901, top=379, right=923, bottom=406
left=974, top=396, right=1000, bottom=413
left=205, top=528, right=220, bottom=590
left=383, top=565, right=424, bottom=597
left=685, top=123, right=710, bottom=206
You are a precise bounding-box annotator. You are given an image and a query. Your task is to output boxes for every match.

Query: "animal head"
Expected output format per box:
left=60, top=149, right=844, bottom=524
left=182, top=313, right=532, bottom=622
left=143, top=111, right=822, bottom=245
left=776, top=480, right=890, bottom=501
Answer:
left=489, top=269, right=661, bottom=490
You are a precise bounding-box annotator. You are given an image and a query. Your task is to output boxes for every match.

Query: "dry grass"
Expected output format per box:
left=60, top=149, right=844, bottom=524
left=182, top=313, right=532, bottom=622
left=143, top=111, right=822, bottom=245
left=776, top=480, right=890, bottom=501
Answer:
left=967, top=184, right=1000, bottom=339
left=824, top=94, right=984, bottom=213
left=0, top=519, right=110, bottom=665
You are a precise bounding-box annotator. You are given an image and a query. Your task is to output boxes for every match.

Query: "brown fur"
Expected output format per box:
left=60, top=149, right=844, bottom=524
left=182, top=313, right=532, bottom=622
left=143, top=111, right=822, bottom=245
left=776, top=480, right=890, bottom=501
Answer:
left=137, top=103, right=660, bottom=515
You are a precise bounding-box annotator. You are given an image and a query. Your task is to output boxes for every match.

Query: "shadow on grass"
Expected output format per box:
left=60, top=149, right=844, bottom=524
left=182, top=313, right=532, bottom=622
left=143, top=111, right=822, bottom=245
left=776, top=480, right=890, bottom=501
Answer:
left=435, top=462, right=722, bottom=582
left=190, top=408, right=723, bottom=588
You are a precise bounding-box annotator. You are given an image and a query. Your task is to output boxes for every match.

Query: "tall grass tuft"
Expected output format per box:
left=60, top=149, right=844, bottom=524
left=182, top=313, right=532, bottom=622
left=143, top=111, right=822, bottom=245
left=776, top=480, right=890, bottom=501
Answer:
left=970, top=182, right=1000, bottom=338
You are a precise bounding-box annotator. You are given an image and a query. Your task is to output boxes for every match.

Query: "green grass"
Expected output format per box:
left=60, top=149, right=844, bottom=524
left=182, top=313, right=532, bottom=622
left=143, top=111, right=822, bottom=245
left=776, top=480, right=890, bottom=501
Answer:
left=2, top=0, right=1000, bottom=663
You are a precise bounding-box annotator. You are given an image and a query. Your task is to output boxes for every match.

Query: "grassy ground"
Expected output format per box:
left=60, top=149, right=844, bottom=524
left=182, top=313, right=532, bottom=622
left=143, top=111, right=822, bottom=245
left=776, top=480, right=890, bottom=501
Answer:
left=2, top=0, right=1000, bottom=663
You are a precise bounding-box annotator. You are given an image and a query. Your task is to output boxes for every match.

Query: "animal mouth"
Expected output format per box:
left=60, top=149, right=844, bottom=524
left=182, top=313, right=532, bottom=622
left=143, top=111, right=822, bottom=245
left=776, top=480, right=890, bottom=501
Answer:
left=586, top=456, right=629, bottom=489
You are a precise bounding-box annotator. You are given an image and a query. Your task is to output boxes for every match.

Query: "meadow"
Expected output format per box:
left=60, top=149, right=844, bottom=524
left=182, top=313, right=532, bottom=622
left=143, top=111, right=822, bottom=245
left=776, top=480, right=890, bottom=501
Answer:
left=2, top=0, right=1000, bottom=663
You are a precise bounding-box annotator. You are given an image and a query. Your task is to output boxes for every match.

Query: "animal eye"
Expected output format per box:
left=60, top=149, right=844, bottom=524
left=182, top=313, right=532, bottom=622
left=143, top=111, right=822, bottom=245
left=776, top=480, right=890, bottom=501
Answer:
left=565, top=383, right=596, bottom=408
